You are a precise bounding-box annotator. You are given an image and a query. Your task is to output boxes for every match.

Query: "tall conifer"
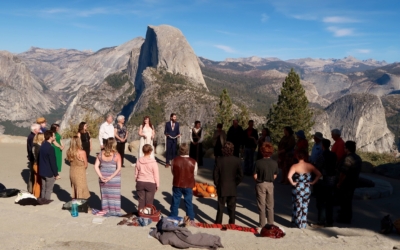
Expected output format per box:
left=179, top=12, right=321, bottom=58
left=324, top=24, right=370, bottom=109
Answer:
left=266, top=69, right=314, bottom=145
left=217, top=89, right=233, bottom=131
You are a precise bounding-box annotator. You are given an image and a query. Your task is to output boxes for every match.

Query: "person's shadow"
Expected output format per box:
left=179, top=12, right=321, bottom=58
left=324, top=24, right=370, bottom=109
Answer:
left=20, top=169, right=30, bottom=187
left=53, top=184, right=71, bottom=203
left=125, top=155, right=137, bottom=165
left=87, top=191, right=101, bottom=210
left=88, top=155, right=97, bottom=165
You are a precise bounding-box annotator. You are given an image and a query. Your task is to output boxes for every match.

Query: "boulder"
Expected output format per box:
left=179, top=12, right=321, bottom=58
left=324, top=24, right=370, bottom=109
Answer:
left=361, top=161, right=374, bottom=173
left=155, top=144, right=165, bottom=156
left=353, top=174, right=393, bottom=200
left=204, top=148, right=215, bottom=159
left=128, top=140, right=140, bottom=153
left=373, top=163, right=400, bottom=180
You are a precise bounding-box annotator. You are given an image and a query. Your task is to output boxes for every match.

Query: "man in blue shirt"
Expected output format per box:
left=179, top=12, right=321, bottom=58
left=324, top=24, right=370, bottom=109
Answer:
left=310, top=132, right=323, bottom=165
left=39, top=130, right=60, bottom=201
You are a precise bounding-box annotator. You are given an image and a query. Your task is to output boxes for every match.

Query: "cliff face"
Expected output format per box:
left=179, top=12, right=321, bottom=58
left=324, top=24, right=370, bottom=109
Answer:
left=0, top=51, right=54, bottom=121
left=313, top=93, right=395, bottom=153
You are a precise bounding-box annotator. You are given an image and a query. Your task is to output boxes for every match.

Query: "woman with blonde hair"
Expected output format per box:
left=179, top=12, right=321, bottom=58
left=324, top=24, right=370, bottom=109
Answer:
left=94, top=137, right=122, bottom=216
left=32, top=133, right=45, bottom=198
left=67, top=136, right=90, bottom=199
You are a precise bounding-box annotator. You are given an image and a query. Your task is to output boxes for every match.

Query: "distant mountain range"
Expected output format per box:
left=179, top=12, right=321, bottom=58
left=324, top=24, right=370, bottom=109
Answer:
left=0, top=24, right=398, bottom=152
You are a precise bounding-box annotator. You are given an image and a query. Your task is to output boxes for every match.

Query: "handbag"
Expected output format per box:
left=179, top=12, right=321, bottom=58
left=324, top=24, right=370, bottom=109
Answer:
left=138, top=204, right=161, bottom=222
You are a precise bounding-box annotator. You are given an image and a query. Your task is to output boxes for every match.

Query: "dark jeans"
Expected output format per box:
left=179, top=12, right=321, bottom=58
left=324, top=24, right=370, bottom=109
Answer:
left=338, top=186, right=356, bottom=223
left=116, top=142, right=126, bottom=166
left=244, top=148, right=255, bottom=175
left=170, top=187, right=195, bottom=220
left=27, top=161, right=34, bottom=193
left=315, top=181, right=334, bottom=225
left=215, top=196, right=237, bottom=224
left=40, top=176, right=55, bottom=200
left=166, top=139, right=177, bottom=165
left=136, top=181, right=156, bottom=210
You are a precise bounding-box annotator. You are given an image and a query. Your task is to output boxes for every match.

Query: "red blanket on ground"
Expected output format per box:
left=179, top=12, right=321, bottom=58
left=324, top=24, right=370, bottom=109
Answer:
left=195, top=223, right=258, bottom=234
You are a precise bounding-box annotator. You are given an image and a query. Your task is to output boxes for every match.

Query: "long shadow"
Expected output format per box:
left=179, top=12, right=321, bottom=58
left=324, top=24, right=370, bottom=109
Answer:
left=87, top=191, right=101, bottom=210
left=125, top=154, right=137, bottom=165
left=121, top=195, right=137, bottom=213
left=155, top=156, right=166, bottom=166
left=21, top=168, right=29, bottom=186
left=53, top=184, right=71, bottom=202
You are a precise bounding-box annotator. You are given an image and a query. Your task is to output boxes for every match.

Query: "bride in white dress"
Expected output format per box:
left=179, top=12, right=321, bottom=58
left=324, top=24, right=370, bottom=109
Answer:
left=138, top=116, right=155, bottom=159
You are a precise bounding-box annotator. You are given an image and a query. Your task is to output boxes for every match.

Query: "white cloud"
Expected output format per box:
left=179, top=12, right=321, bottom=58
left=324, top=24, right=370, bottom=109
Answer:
left=327, top=26, right=354, bottom=37
left=292, top=14, right=317, bottom=20
left=261, top=13, right=269, bottom=22
left=41, top=7, right=111, bottom=17
left=215, top=30, right=237, bottom=36
left=356, top=49, right=371, bottom=54
left=214, top=45, right=236, bottom=53
left=323, top=16, right=359, bottom=23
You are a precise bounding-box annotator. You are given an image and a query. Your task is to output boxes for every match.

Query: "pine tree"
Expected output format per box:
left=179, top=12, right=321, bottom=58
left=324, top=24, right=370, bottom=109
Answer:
left=266, top=69, right=314, bottom=145
left=237, top=104, right=250, bottom=129
left=216, top=89, right=233, bottom=132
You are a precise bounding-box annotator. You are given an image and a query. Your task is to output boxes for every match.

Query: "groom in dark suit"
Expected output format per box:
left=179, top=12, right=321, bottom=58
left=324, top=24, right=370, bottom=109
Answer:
left=164, top=113, right=180, bottom=168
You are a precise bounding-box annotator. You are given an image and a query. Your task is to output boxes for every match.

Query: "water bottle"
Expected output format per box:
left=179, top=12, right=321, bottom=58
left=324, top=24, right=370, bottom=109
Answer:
left=71, top=199, right=79, bottom=217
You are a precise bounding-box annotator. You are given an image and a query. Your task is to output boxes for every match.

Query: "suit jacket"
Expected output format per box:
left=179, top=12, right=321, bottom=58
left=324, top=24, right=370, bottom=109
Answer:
left=38, top=141, right=58, bottom=178
left=164, top=121, right=180, bottom=139
left=213, top=155, right=243, bottom=197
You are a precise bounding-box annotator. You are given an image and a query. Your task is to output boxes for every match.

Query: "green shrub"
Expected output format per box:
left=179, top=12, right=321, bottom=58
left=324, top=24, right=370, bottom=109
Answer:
left=62, top=112, right=104, bottom=139
left=357, top=151, right=400, bottom=167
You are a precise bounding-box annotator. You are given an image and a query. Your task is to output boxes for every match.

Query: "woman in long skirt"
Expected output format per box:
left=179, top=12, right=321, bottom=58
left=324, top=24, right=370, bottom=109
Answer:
left=189, top=121, right=203, bottom=166
left=94, top=138, right=122, bottom=216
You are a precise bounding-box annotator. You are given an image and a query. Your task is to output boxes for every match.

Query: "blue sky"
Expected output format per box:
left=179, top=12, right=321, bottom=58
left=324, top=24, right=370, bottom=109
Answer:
left=1, top=0, right=399, bottom=62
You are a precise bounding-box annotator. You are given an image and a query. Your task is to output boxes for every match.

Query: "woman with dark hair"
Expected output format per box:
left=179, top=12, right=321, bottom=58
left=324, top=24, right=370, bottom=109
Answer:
left=189, top=121, right=204, bottom=167
left=213, top=142, right=243, bottom=224
left=288, top=149, right=321, bottom=228
left=257, top=128, right=271, bottom=160
left=295, top=130, right=309, bottom=162
left=212, top=123, right=226, bottom=162
left=254, top=142, right=278, bottom=227
left=114, top=115, right=128, bottom=167
left=278, top=126, right=296, bottom=184
left=138, top=116, right=155, bottom=159
left=50, top=123, right=64, bottom=172
left=77, top=122, right=91, bottom=161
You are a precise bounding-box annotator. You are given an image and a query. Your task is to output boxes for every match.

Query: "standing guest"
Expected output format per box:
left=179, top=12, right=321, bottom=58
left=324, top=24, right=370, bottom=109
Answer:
left=254, top=142, right=278, bottom=227
left=36, top=117, right=47, bottom=133
left=243, top=120, right=258, bottom=175
left=39, top=130, right=60, bottom=202
left=170, top=143, right=197, bottom=225
left=336, top=141, right=362, bottom=224
left=99, top=114, right=115, bottom=150
left=189, top=121, right=204, bottom=167
left=212, top=123, right=226, bottom=162
left=114, top=115, right=128, bottom=167
left=227, top=119, right=244, bottom=157
left=77, top=122, right=91, bottom=161
left=295, top=130, right=309, bottom=162
left=310, top=132, right=324, bottom=165
left=32, top=133, right=44, bottom=198
left=94, top=138, right=122, bottom=216
left=278, top=126, right=296, bottom=184
left=27, top=123, right=40, bottom=193
left=50, top=124, right=64, bottom=172
left=313, top=139, right=337, bottom=227
left=138, top=116, right=155, bottom=159
left=67, top=136, right=90, bottom=199
left=214, top=142, right=243, bottom=224
left=135, top=144, right=159, bottom=210
left=331, top=129, right=346, bottom=164
left=288, top=149, right=321, bottom=229
left=164, top=113, right=180, bottom=168
left=257, top=128, right=271, bottom=160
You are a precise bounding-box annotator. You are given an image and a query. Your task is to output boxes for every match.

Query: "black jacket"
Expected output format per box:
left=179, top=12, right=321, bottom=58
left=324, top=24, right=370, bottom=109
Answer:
left=213, top=155, right=243, bottom=197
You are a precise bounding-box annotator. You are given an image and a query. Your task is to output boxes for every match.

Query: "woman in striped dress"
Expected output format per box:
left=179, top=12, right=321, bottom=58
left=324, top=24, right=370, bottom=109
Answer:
left=94, top=137, right=122, bottom=216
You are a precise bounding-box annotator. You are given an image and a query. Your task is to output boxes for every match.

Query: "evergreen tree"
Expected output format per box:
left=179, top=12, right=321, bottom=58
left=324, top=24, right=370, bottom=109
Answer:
left=216, top=89, right=233, bottom=132
left=237, top=104, right=250, bottom=129
left=266, top=69, right=314, bottom=145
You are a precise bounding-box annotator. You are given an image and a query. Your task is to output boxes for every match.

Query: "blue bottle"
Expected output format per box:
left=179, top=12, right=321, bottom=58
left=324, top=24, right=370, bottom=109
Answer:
left=71, top=200, right=79, bottom=217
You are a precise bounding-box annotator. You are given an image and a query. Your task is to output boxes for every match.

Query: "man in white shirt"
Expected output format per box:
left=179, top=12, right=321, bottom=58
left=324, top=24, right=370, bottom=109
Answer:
left=99, top=114, right=115, bottom=149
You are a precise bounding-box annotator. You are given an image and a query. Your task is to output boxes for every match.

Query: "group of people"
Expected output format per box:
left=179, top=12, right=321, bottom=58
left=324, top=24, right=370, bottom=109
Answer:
left=25, top=113, right=361, bottom=230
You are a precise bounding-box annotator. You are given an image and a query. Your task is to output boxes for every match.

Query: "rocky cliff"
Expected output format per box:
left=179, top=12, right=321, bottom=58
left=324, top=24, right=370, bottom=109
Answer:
left=312, top=93, right=395, bottom=153
left=0, top=51, right=54, bottom=121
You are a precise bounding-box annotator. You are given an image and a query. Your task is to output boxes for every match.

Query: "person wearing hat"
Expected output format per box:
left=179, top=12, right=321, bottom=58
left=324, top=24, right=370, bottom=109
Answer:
left=331, top=129, right=345, bottom=164
left=36, top=117, right=47, bottom=133
left=310, top=132, right=323, bottom=165
left=295, top=130, right=309, bottom=162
